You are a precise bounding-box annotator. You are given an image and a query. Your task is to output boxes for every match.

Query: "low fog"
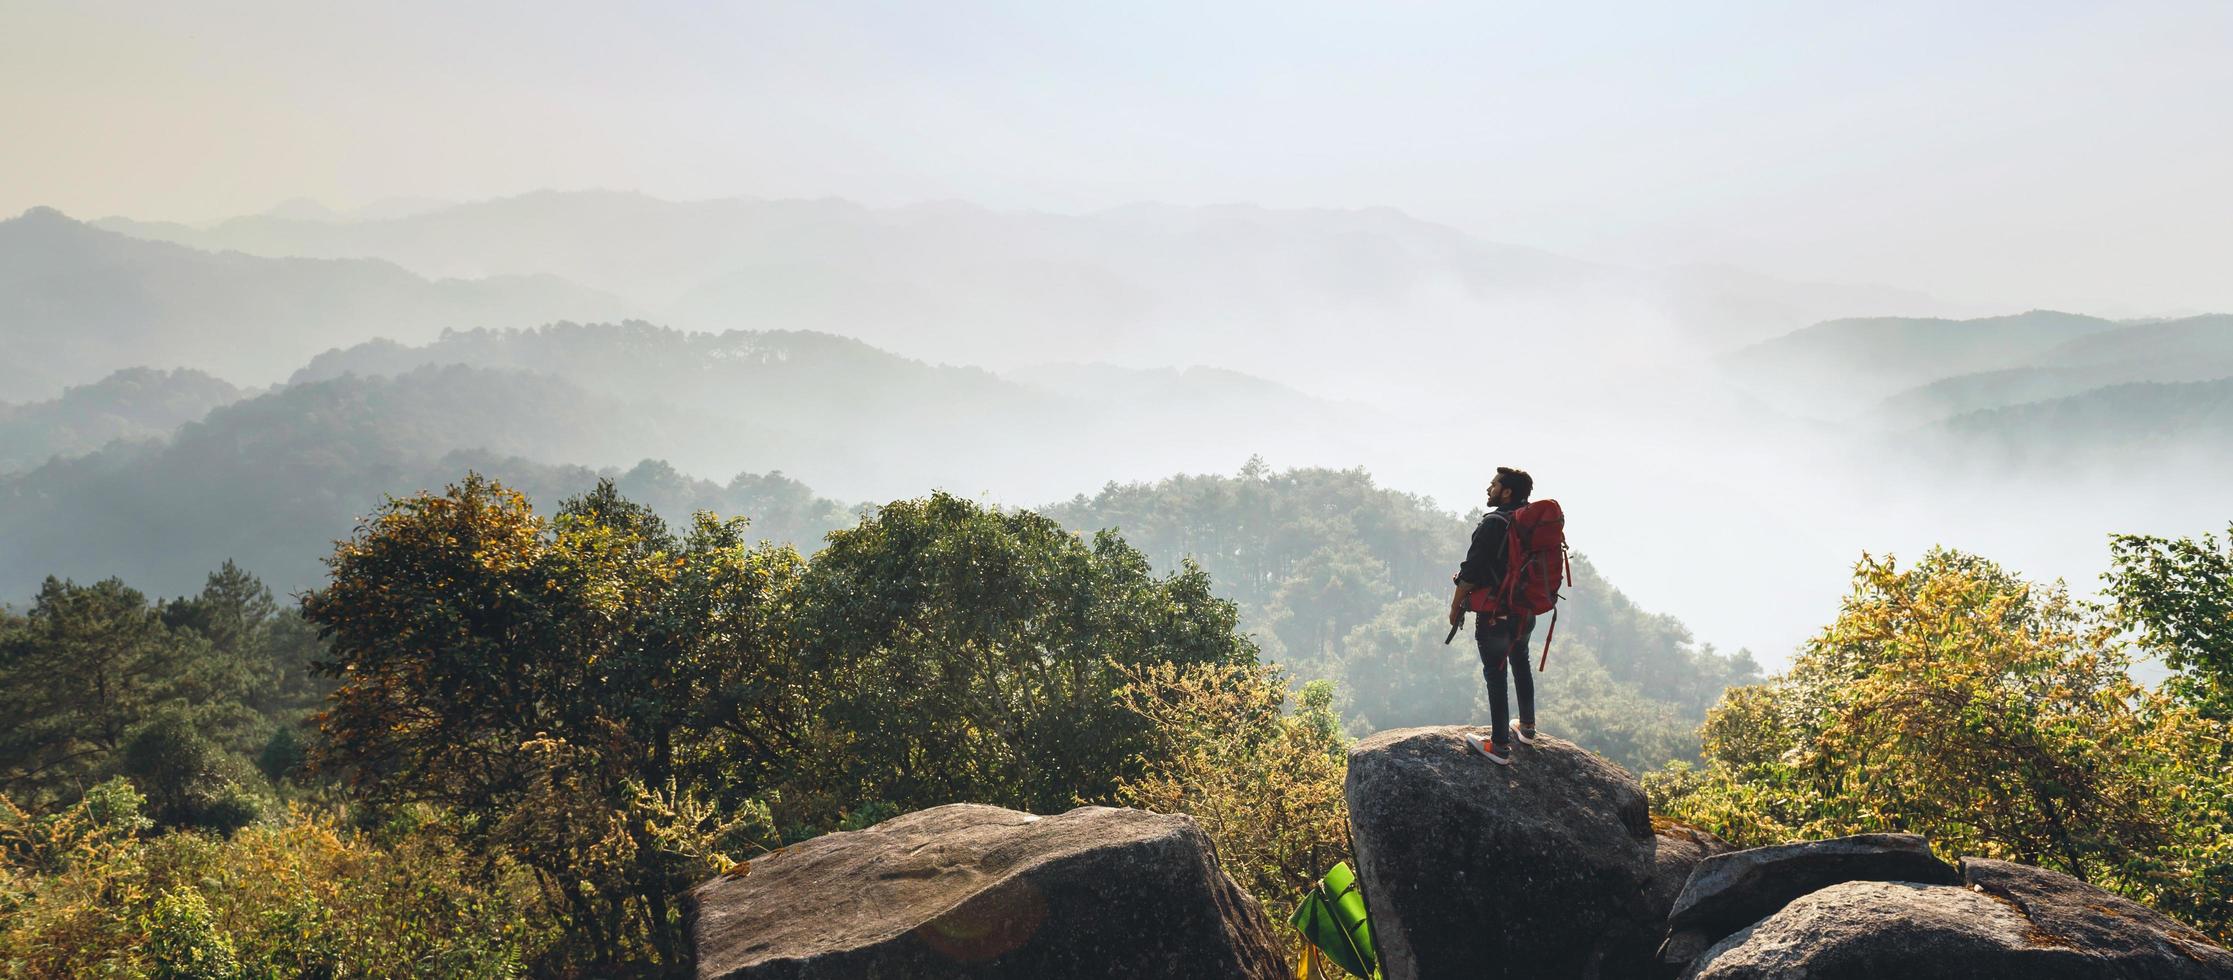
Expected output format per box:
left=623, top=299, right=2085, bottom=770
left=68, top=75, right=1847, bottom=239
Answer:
left=5, top=1, right=2230, bottom=672
left=6, top=191, right=2227, bottom=668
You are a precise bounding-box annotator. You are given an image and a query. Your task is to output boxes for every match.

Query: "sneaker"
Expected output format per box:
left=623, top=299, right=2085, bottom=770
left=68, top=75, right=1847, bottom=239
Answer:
left=1510, top=720, right=1538, bottom=746
left=1462, top=731, right=1514, bottom=765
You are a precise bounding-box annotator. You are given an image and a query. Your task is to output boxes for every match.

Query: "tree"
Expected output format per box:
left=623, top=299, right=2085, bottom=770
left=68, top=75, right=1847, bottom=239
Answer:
left=1652, top=549, right=2233, bottom=939
left=1336, top=594, right=1481, bottom=732
left=305, top=475, right=802, bottom=971
left=2107, top=524, right=2233, bottom=719
left=1114, top=661, right=1351, bottom=939
left=791, top=492, right=1257, bottom=820
left=119, top=709, right=264, bottom=834
left=0, top=577, right=176, bottom=807
left=1265, top=543, right=1396, bottom=676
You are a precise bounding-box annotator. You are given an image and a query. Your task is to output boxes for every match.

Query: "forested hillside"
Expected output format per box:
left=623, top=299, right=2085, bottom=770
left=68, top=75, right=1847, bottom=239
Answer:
left=1724, top=310, right=2233, bottom=481
left=0, top=367, right=242, bottom=474
left=1046, top=463, right=1762, bottom=771
left=9, top=475, right=2229, bottom=977
left=1, top=480, right=1274, bottom=975
left=1724, top=310, right=2117, bottom=418
left=1933, top=378, right=2233, bottom=470
left=287, top=321, right=1382, bottom=501
left=0, top=367, right=849, bottom=599
left=1875, top=314, right=2233, bottom=426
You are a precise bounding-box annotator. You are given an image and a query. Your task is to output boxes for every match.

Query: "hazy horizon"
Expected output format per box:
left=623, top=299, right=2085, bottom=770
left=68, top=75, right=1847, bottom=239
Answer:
left=7, top=1, right=2233, bottom=315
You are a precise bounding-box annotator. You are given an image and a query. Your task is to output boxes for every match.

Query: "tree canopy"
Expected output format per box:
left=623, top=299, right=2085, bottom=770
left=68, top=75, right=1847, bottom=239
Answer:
left=1649, top=549, right=2233, bottom=940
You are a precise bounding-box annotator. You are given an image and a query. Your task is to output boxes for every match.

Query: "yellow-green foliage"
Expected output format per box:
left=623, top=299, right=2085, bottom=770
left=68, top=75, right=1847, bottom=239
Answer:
left=0, top=781, right=547, bottom=979
left=1114, top=662, right=1352, bottom=950
left=1647, top=549, right=2233, bottom=942
left=146, top=886, right=241, bottom=980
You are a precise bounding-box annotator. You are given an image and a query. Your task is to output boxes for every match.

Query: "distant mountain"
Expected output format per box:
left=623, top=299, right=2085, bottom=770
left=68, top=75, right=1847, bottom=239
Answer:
left=1724, top=310, right=2122, bottom=419
left=90, top=191, right=1961, bottom=386
left=289, top=321, right=1387, bottom=502
left=2031, top=314, right=2233, bottom=371
left=0, top=366, right=849, bottom=600
left=257, top=196, right=452, bottom=222
left=1874, top=315, right=2233, bottom=426
left=0, top=207, right=633, bottom=398
left=0, top=368, right=243, bottom=474
left=1929, top=378, right=2233, bottom=472
left=1647, top=264, right=1964, bottom=352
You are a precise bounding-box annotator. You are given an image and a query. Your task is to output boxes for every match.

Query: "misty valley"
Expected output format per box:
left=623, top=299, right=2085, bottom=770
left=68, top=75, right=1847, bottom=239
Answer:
left=5, top=188, right=2231, bottom=979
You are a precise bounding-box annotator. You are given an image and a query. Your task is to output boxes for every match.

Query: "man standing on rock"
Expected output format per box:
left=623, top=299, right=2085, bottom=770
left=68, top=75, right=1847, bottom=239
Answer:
left=1449, top=466, right=1539, bottom=765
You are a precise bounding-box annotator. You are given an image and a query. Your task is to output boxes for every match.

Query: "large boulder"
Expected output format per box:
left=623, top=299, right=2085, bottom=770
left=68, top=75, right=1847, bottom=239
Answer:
left=684, top=803, right=1289, bottom=979
left=1644, top=822, right=1736, bottom=930
left=1344, top=726, right=1658, bottom=980
left=1683, top=870, right=2233, bottom=980
left=1681, top=879, right=2107, bottom=979
left=1657, top=832, right=1958, bottom=970
left=1633, top=823, right=1735, bottom=978
left=1959, top=857, right=2233, bottom=978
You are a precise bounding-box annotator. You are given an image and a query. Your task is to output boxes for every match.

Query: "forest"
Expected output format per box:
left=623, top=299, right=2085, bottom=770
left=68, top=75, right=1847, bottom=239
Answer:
left=3, top=467, right=2228, bottom=977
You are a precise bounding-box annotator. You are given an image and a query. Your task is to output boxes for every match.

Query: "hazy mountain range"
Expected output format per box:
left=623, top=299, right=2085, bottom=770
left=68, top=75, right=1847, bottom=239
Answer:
left=1723, top=310, right=2233, bottom=456
left=0, top=316, right=1392, bottom=596
left=1, top=207, right=634, bottom=400
left=6, top=190, right=2226, bottom=660
left=285, top=321, right=1387, bottom=501
left=84, top=191, right=1954, bottom=384
left=0, top=367, right=241, bottom=474
left=0, top=364, right=857, bottom=600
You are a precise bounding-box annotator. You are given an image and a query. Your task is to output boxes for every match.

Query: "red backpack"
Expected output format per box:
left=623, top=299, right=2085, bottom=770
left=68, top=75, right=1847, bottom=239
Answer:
left=1464, top=499, right=1572, bottom=669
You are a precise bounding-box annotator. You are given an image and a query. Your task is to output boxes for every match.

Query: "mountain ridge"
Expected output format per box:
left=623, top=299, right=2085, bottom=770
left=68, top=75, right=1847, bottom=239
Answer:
left=0, top=208, right=635, bottom=398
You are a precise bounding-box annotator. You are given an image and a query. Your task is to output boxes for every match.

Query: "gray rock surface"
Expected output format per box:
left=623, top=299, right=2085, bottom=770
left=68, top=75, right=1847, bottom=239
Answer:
left=1682, top=879, right=2104, bottom=979
left=1345, top=726, right=1657, bottom=980
left=684, top=803, right=1287, bottom=979
left=1959, top=857, right=2233, bottom=978
left=1658, top=831, right=1958, bottom=970
left=1636, top=823, right=1735, bottom=978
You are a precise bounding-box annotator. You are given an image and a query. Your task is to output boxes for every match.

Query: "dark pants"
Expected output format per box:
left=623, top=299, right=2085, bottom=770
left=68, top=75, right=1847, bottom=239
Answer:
left=1477, top=614, right=1536, bottom=746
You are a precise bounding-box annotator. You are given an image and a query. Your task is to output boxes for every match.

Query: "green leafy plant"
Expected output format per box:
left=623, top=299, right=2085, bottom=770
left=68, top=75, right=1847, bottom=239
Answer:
left=1289, top=860, right=1379, bottom=979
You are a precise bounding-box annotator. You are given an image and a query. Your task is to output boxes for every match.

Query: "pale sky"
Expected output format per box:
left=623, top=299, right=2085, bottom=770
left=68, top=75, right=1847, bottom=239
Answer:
left=5, top=0, right=2231, bottom=312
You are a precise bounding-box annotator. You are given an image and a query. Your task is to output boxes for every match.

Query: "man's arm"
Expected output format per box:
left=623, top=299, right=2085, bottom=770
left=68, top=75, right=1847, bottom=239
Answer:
left=1450, top=516, right=1503, bottom=625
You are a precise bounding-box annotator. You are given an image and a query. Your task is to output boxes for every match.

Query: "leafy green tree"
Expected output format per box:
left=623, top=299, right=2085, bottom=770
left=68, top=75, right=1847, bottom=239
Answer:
left=1653, top=549, right=2233, bottom=939
left=160, top=560, right=275, bottom=669
left=2107, top=524, right=2233, bottom=718
left=305, top=475, right=802, bottom=972
left=147, top=886, right=244, bottom=980
left=1114, top=661, right=1351, bottom=954
left=1, top=782, right=545, bottom=979
left=1265, top=543, right=1397, bottom=676
left=120, top=709, right=265, bottom=834
left=0, top=577, right=177, bottom=807
left=1337, top=594, right=1481, bottom=732
left=792, top=492, right=1256, bottom=820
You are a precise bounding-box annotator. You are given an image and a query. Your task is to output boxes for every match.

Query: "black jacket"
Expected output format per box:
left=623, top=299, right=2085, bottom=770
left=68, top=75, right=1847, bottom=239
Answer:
left=1456, top=504, right=1521, bottom=589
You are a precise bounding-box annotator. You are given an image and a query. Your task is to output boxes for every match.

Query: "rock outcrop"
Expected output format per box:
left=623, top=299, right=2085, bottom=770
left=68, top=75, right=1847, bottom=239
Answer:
left=684, top=803, right=1287, bottom=979
left=1676, top=858, right=2233, bottom=979
left=1959, top=857, right=2233, bottom=978
left=1634, top=823, right=1736, bottom=977
left=1344, top=726, right=1658, bottom=979
left=1656, top=832, right=1959, bottom=970
left=1681, top=879, right=2103, bottom=979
